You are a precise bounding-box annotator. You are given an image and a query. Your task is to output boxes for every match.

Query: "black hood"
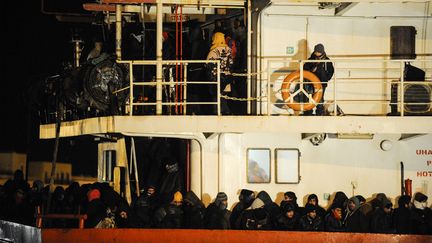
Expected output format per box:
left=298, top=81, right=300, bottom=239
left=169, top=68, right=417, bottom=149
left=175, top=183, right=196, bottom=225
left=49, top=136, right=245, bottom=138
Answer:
left=398, top=195, right=411, bottom=208
left=257, top=191, right=272, bottom=206
left=334, top=191, right=348, bottom=204
left=239, top=189, right=255, bottom=206
left=184, top=191, right=204, bottom=208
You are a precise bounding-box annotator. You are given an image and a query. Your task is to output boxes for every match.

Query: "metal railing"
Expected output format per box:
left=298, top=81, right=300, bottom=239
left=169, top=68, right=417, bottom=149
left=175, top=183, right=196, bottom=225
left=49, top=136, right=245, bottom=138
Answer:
left=265, top=58, right=432, bottom=116
left=117, top=60, right=221, bottom=116
left=117, top=58, right=432, bottom=117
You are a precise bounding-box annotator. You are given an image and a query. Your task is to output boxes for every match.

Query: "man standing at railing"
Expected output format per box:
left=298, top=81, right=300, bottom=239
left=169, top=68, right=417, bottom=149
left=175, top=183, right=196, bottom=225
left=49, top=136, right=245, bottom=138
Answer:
left=304, top=44, right=334, bottom=115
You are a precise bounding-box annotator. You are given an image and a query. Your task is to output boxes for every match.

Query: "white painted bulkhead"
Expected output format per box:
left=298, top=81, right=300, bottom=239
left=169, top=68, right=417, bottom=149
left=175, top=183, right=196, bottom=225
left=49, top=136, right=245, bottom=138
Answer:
left=193, top=132, right=432, bottom=209
left=260, top=2, right=432, bottom=115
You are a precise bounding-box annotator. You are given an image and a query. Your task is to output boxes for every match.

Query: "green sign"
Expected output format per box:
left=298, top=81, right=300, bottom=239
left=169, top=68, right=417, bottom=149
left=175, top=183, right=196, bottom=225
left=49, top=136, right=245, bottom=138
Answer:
left=286, top=46, right=295, bottom=54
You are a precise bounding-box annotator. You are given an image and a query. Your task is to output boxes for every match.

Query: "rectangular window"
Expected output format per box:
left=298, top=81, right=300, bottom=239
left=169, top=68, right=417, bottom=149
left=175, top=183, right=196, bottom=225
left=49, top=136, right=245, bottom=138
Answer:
left=247, top=148, right=271, bottom=183
left=275, top=149, right=300, bottom=184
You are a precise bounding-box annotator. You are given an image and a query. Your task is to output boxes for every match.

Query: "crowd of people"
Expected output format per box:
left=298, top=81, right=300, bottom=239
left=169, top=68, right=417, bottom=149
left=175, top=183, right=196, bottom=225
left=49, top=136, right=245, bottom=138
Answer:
left=1, top=170, right=431, bottom=235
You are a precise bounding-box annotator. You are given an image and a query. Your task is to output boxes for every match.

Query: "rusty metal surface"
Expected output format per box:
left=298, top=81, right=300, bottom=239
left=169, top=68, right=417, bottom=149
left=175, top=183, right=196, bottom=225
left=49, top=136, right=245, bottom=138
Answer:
left=0, top=220, right=41, bottom=243
left=42, top=229, right=432, bottom=243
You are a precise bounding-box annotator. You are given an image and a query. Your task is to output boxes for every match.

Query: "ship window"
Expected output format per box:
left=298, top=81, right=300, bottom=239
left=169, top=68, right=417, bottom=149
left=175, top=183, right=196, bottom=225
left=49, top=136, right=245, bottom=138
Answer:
left=247, top=148, right=271, bottom=183
left=275, top=149, right=300, bottom=184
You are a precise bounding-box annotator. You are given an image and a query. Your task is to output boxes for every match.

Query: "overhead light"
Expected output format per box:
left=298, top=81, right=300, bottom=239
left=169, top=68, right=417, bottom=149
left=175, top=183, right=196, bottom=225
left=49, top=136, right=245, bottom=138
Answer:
left=337, top=133, right=374, bottom=139
left=380, top=140, right=393, bottom=151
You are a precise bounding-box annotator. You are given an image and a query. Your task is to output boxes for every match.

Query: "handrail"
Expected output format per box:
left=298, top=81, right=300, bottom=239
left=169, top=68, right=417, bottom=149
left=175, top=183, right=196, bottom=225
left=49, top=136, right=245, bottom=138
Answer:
left=266, top=58, right=432, bottom=116
left=119, top=59, right=221, bottom=116
left=35, top=206, right=87, bottom=229
left=117, top=58, right=432, bottom=117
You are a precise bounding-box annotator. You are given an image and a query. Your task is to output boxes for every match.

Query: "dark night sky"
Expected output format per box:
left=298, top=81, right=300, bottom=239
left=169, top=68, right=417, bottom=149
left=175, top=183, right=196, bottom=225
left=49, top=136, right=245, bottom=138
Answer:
left=1, top=1, right=98, bottom=175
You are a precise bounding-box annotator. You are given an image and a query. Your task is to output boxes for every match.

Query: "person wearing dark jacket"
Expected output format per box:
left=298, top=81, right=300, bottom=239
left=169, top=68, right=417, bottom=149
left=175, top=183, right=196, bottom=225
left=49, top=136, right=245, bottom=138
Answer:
left=153, top=191, right=184, bottom=228
left=85, top=189, right=108, bottom=228
left=298, top=204, right=323, bottom=231
left=325, top=203, right=345, bottom=232
left=280, top=191, right=302, bottom=215
left=305, top=194, right=326, bottom=218
left=277, top=202, right=299, bottom=230
left=183, top=191, right=206, bottom=229
left=303, top=43, right=334, bottom=115
left=257, top=191, right=280, bottom=228
left=370, top=198, right=395, bottom=233
left=393, top=195, right=412, bottom=234
left=356, top=195, right=373, bottom=221
left=204, top=192, right=231, bottom=229
left=410, top=192, right=432, bottom=235
left=240, top=198, right=272, bottom=230
left=344, top=196, right=369, bottom=232
left=132, top=186, right=160, bottom=228
left=328, top=191, right=348, bottom=218
left=230, top=189, right=255, bottom=229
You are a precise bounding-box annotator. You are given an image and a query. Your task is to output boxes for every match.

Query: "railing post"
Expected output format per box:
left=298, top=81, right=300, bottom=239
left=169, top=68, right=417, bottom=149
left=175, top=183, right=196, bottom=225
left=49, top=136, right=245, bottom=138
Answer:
left=183, top=63, right=188, bottom=115
left=333, top=61, right=337, bottom=116
left=246, top=0, right=252, bottom=115
left=115, top=5, right=122, bottom=61
left=267, top=60, right=271, bottom=116
left=299, top=60, right=304, bottom=114
left=400, top=61, right=405, bottom=117
left=217, top=61, right=221, bottom=116
left=129, top=62, right=134, bottom=116
left=156, top=0, right=163, bottom=115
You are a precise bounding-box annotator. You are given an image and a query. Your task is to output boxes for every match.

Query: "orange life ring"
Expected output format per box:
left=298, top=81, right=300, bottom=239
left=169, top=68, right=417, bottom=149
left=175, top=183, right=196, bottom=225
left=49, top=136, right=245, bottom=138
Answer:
left=281, top=70, right=323, bottom=111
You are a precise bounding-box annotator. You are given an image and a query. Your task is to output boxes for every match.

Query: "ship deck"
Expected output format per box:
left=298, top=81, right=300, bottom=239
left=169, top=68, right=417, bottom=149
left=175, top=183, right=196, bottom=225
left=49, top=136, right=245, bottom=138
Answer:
left=39, top=115, right=432, bottom=139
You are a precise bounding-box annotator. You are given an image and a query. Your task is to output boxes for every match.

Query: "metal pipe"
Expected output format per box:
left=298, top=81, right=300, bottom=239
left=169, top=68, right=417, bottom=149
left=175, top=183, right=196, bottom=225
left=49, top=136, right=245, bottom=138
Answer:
left=180, top=5, right=184, bottom=114
left=217, top=61, right=221, bottom=116
left=400, top=61, right=405, bottom=116
left=129, top=62, right=134, bottom=115
left=265, top=13, right=432, bottom=19
left=247, top=0, right=252, bottom=114
left=156, top=0, right=163, bottom=115
left=116, top=5, right=122, bottom=60
left=183, top=63, right=188, bottom=115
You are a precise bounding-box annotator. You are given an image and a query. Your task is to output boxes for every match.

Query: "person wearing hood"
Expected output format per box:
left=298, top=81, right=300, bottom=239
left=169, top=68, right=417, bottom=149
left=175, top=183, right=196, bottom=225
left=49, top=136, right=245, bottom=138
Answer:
left=204, top=192, right=231, bottom=229
left=410, top=192, right=432, bottom=235
left=299, top=204, right=323, bottom=231
left=370, top=197, right=395, bottom=233
left=327, top=191, right=348, bottom=217
left=257, top=191, right=280, bottom=228
left=305, top=194, right=326, bottom=218
left=183, top=191, right=206, bottom=229
left=132, top=186, right=160, bottom=228
left=344, top=196, right=369, bottom=232
left=280, top=191, right=302, bottom=215
left=153, top=191, right=184, bottom=228
left=277, top=202, right=299, bottom=230
left=356, top=195, right=373, bottom=221
left=85, top=188, right=109, bottom=228
left=230, top=189, right=255, bottom=229
left=159, top=156, right=184, bottom=203
left=206, top=32, right=234, bottom=115
left=393, top=195, right=412, bottom=234
left=240, top=198, right=272, bottom=230
left=303, top=43, right=334, bottom=115
left=325, top=203, right=345, bottom=232
left=370, top=193, right=388, bottom=210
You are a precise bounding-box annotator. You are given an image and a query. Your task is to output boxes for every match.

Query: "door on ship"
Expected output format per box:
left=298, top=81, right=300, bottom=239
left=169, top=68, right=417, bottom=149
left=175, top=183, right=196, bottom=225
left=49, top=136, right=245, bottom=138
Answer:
left=127, top=137, right=190, bottom=204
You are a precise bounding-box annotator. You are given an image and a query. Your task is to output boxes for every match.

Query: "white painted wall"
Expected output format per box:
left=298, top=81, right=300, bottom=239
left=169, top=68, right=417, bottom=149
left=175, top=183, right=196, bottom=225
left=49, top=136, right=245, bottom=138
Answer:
left=194, top=132, right=432, bottom=210
left=260, top=2, right=432, bottom=115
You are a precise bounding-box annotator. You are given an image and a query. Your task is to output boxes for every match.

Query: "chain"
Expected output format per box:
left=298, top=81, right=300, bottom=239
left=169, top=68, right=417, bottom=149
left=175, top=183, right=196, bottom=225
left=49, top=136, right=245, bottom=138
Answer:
left=230, top=72, right=262, bottom=77
left=220, top=94, right=266, bottom=101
